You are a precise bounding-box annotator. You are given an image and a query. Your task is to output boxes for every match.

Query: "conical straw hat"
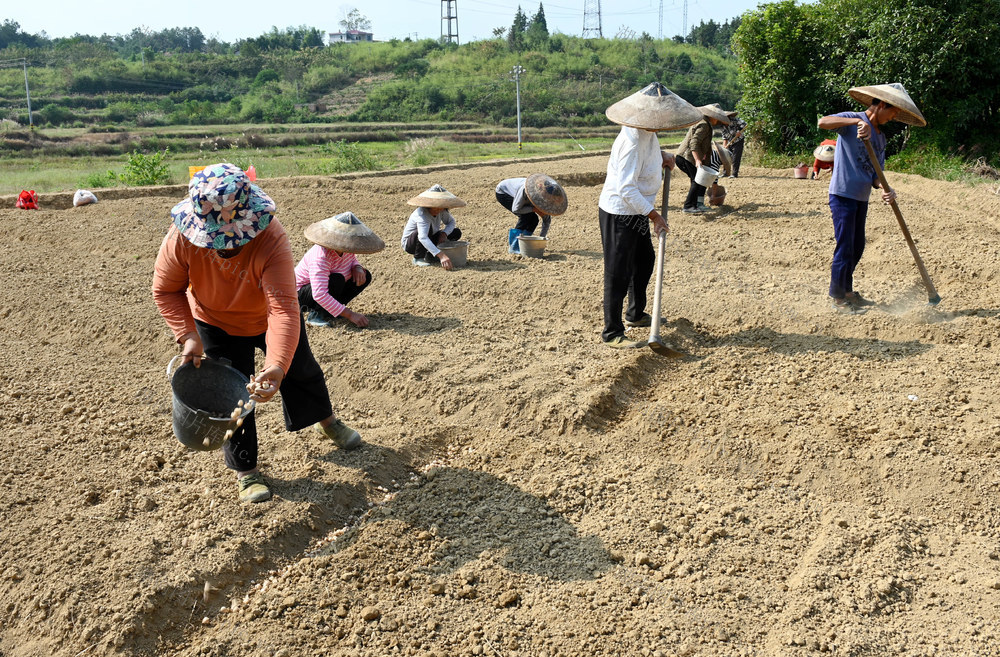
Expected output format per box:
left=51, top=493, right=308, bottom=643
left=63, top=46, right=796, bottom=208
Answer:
left=813, top=143, right=836, bottom=163
left=407, top=184, right=466, bottom=208
left=698, top=103, right=731, bottom=125
left=304, top=211, right=385, bottom=254
left=848, top=83, right=927, bottom=127
left=714, top=141, right=732, bottom=170
left=605, top=82, right=703, bottom=131
left=524, top=173, right=568, bottom=216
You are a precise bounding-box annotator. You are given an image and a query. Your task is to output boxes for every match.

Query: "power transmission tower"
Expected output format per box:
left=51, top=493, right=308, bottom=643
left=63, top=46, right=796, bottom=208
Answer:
left=441, top=0, right=459, bottom=44
left=582, top=0, right=602, bottom=39
left=683, top=0, right=688, bottom=41
left=659, top=0, right=663, bottom=39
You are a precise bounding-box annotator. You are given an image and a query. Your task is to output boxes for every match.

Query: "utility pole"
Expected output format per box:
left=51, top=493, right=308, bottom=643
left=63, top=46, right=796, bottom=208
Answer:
left=658, top=0, right=663, bottom=40
left=22, top=59, right=33, bottom=129
left=510, top=65, right=525, bottom=152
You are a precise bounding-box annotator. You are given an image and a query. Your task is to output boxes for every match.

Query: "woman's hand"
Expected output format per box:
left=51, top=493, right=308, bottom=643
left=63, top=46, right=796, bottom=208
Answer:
left=661, top=151, right=676, bottom=171
left=880, top=186, right=897, bottom=204
left=649, top=210, right=669, bottom=236
left=856, top=119, right=870, bottom=139
left=342, top=308, right=370, bottom=328
left=179, top=331, right=205, bottom=368
left=247, top=365, right=284, bottom=403
left=438, top=253, right=454, bottom=271
left=350, top=265, right=366, bottom=286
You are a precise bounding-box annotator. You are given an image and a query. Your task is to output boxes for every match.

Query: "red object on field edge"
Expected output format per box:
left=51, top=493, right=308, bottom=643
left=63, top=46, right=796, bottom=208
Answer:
left=15, top=190, right=38, bottom=209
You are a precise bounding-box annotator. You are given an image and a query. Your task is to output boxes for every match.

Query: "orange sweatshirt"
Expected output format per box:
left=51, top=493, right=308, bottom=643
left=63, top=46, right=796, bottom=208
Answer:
left=152, top=220, right=300, bottom=374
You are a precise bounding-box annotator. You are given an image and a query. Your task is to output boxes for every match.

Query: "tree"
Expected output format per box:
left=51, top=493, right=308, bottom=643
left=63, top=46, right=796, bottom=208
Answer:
left=733, top=0, right=1000, bottom=158
left=340, top=9, right=372, bottom=32
left=525, top=3, right=550, bottom=49
left=507, top=6, right=528, bottom=52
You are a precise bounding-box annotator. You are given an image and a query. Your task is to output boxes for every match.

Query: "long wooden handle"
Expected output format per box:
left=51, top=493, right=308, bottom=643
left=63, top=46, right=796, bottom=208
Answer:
left=649, top=171, right=670, bottom=341
left=861, top=138, right=941, bottom=304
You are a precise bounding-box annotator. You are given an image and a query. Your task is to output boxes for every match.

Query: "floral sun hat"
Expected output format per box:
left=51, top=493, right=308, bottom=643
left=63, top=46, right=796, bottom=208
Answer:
left=170, top=163, right=276, bottom=249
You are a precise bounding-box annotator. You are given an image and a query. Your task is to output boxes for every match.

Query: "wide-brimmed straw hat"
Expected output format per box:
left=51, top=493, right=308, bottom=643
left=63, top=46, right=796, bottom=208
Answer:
left=698, top=103, right=731, bottom=125
left=714, top=141, right=733, bottom=170
left=524, top=173, right=568, bottom=216
left=813, top=143, right=836, bottom=163
left=407, top=184, right=466, bottom=209
left=605, top=82, right=703, bottom=131
left=848, top=83, right=927, bottom=127
left=171, top=163, right=275, bottom=249
left=304, top=211, right=385, bottom=254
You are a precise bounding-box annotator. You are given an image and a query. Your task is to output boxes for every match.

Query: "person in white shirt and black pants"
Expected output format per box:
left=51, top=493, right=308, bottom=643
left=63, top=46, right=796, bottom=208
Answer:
left=598, top=83, right=702, bottom=349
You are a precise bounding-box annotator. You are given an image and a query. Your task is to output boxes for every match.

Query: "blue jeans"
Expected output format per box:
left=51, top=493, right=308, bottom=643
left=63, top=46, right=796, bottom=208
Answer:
left=829, top=194, right=868, bottom=298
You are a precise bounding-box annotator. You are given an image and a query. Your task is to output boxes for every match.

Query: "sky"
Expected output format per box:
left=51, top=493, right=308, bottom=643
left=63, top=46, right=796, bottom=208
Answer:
left=4, top=0, right=773, bottom=45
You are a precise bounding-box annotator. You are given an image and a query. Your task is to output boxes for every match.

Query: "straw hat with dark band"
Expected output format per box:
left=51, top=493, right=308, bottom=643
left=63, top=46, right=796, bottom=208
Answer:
left=407, top=184, right=467, bottom=208
left=848, top=83, right=927, bottom=127
left=304, top=211, right=385, bottom=254
left=813, top=143, right=836, bottom=163
left=698, top=103, right=731, bottom=125
left=605, top=82, right=703, bottom=131
left=714, top=141, right=733, bottom=170
left=525, top=173, right=568, bottom=216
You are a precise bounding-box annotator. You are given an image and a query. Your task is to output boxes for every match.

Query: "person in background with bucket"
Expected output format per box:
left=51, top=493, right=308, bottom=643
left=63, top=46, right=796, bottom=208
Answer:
left=599, top=82, right=701, bottom=349
left=296, top=211, right=384, bottom=328
left=401, top=184, right=465, bottom=270
left=721, top=110, right=746, bottom=178
left=817, top=83, right=926, bottom=314
left=153, top=163, right=363, bottom=504
left=811, top=138, right=837, bottom=180
left=495, top=174, right=568, bottom=254
left=675, top=103, right=731, bottom=214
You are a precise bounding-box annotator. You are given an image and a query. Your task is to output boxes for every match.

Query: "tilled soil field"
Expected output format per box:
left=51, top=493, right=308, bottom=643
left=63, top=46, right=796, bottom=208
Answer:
left=1, top=153, right=999, bottom=657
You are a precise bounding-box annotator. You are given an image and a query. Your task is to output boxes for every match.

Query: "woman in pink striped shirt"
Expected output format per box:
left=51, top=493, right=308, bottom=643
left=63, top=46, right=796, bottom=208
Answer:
left=295, top=212, right=385, bottom=328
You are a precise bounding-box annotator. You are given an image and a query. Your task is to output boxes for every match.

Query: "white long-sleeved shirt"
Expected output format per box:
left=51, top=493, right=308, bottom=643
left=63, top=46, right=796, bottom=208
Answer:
left=294, top=244, right=361, bottom=317
left=400, top=207, right=457, bottom=257
left=495, top=178, right=533, bottom=214
left=496, top=177, right=551, bottom=236
left=598, top=126, right=662, bottom=217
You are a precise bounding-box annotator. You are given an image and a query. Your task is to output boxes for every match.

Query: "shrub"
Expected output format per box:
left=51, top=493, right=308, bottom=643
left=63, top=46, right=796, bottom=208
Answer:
left=115, top=149, right=171, bottom=186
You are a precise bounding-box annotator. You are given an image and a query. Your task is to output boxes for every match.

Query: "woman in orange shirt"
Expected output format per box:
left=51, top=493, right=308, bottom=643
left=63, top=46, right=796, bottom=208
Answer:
left=152, top=164, right=361, bottom=503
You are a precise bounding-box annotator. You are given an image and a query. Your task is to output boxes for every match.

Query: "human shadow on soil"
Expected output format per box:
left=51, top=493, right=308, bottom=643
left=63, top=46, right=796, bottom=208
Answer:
left=720, top=202, right=822, bottom=220
left=366, top=313, right=462, bottom=335
left=462, top=258, right=526, bottom=272
left=718, top=327, right=933, bottom=359
left=314, top=443, right=613, bottom=582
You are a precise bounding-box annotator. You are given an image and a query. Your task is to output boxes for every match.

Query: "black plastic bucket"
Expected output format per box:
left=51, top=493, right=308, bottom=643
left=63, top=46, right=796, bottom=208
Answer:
left=167, top=356, right=252, bottom=451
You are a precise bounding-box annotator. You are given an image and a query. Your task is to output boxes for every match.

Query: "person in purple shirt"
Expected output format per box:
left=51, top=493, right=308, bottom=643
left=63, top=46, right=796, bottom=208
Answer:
left=817, top=83, right=926, bottom=314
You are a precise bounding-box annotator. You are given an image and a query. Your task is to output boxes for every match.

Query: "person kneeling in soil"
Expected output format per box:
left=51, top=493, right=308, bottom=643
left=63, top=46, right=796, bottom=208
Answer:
left=152, top=163, right=362, bottom=504
left=296, top=212, right=384, bottom=329
left=401, top=184, right=465, bottom=270
left=817, top=83, right=926, bottom=314
left=495, top=174, right=568, bottom=254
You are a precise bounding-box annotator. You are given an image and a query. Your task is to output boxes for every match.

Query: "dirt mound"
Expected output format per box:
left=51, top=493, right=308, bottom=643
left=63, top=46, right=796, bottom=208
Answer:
left=2, top=156, right=999, bottom=657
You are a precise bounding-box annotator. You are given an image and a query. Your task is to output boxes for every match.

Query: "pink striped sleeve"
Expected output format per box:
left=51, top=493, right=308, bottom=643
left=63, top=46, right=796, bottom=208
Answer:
left=308, top=251, right=345, bottom=317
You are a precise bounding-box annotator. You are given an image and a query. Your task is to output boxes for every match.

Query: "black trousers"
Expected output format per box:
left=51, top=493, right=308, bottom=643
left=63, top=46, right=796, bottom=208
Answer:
left=496, top=190, right=540, bottom=233
left=298, top=269, right=372, bottom=320
left=195, top=316, right=333, bottom=472
left=599, top=208, right=655, bottom=342
left=404, top=228, right=462, bottom=259
left=729, top=140, right=745, bottom=176
left=675, top=156, right=706, bottom=209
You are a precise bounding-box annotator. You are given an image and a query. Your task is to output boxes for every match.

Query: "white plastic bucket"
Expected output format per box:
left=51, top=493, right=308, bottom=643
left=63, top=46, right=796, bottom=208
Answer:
left=694, top=165, right=718, bottom=187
